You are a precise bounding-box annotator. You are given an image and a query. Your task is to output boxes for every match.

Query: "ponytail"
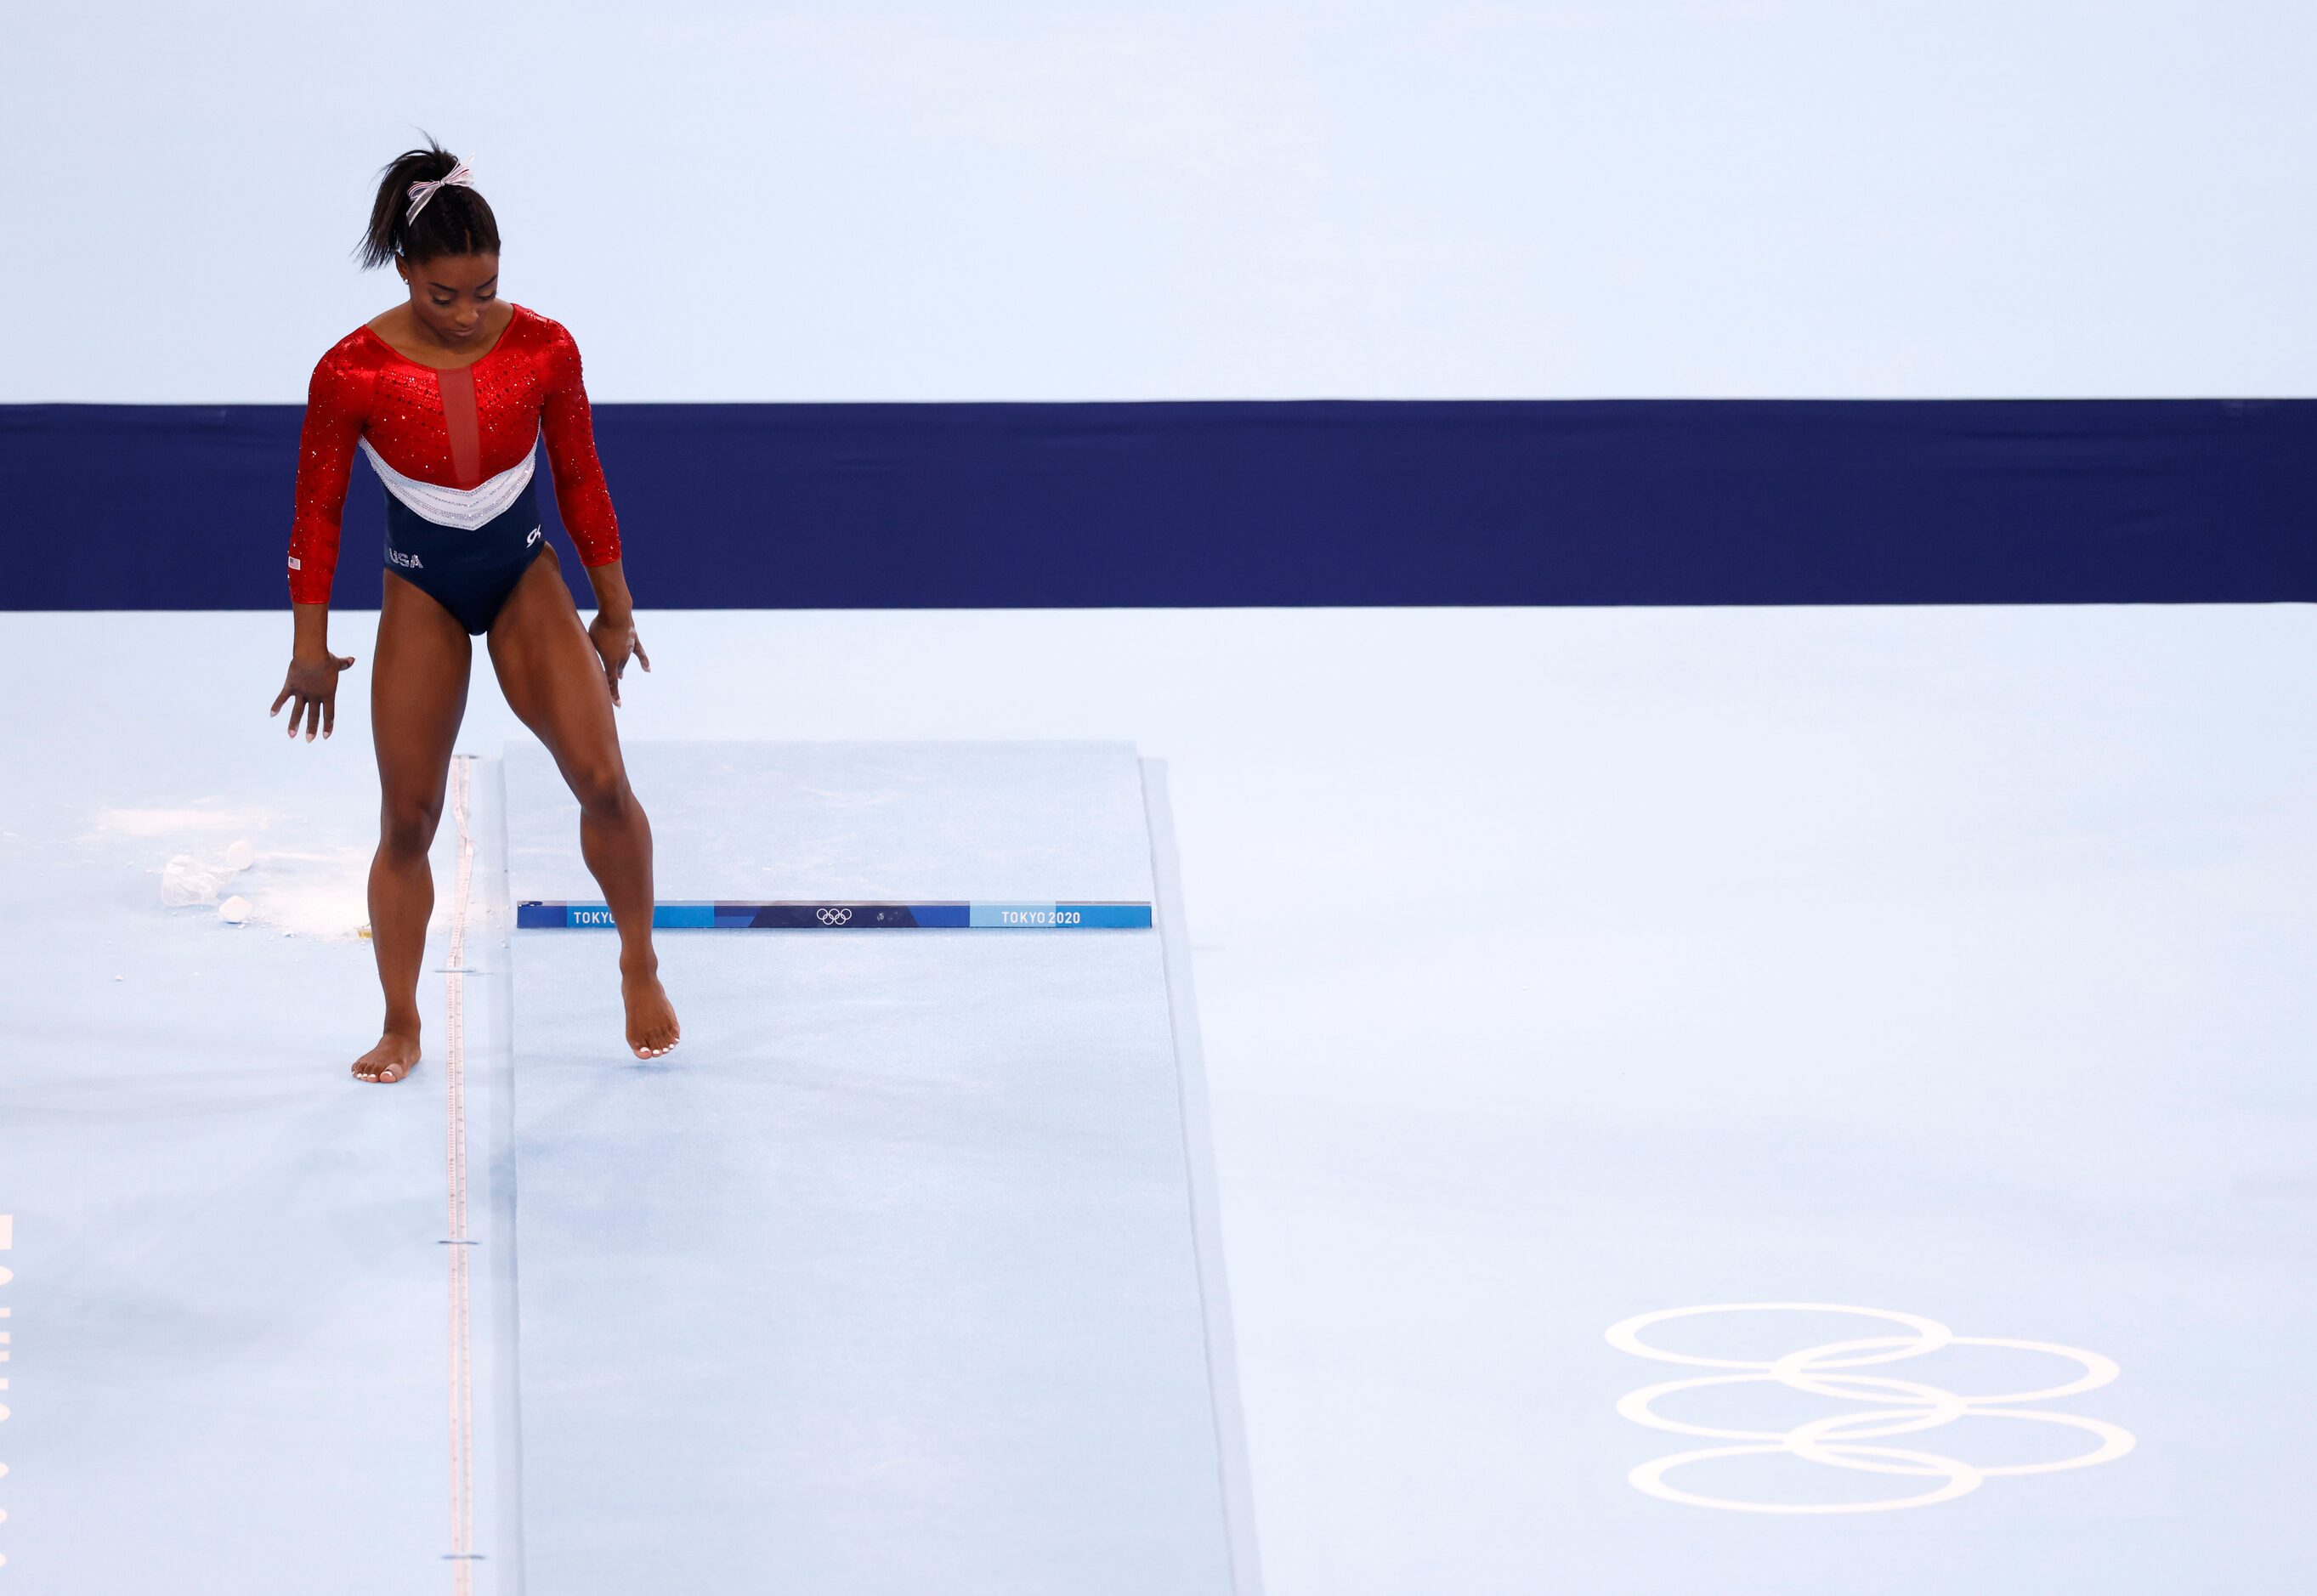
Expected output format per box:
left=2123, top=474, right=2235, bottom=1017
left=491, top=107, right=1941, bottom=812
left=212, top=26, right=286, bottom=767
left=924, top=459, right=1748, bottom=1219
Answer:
left=356, top=139, right=501, bottom=269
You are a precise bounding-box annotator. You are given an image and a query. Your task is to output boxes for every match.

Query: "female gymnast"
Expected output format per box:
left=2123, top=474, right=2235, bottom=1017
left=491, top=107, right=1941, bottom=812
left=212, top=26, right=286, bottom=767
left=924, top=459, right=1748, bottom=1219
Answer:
left=272, top=143, right=680, bottom=1079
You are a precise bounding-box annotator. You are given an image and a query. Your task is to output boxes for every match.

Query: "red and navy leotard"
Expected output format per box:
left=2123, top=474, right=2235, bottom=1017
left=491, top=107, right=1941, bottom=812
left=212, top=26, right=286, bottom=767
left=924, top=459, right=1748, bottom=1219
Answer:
left=286, top=304, right=620, bottom=610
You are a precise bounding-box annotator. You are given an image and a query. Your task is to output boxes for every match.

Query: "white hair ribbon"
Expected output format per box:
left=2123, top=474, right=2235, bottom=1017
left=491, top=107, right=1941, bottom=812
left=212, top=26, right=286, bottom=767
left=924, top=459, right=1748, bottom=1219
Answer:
left=405, top=159, right=477, bottom=224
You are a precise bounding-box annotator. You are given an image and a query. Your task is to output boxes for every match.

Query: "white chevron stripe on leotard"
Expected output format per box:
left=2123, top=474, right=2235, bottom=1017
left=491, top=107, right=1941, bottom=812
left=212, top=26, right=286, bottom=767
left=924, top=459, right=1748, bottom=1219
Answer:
left=360, top=433, right=539, bottom=530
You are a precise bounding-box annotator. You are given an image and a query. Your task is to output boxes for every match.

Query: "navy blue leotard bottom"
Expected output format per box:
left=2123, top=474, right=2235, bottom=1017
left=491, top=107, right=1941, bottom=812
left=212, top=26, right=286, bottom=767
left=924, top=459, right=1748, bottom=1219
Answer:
left=381, top=478, right=546, bottom=635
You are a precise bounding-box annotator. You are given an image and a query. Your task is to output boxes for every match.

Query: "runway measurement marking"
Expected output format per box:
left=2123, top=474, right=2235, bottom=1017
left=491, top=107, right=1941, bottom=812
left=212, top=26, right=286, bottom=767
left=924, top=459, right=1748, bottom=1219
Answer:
left=445, top=758, right=478, bottom=1590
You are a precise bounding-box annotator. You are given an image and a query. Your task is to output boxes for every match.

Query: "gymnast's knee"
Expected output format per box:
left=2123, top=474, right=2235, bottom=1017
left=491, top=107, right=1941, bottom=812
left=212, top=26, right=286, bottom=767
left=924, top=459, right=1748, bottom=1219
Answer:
left=379, top=795, right=442, bottom=858
left=568, top=763, right=636, bottom=823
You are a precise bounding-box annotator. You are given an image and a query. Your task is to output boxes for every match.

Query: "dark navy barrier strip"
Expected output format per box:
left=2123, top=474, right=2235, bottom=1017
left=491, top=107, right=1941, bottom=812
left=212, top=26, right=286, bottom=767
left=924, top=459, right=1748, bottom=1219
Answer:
left=6, top=400, right=2312, bottom=608
left=516, top=901, right=1153, bottom=930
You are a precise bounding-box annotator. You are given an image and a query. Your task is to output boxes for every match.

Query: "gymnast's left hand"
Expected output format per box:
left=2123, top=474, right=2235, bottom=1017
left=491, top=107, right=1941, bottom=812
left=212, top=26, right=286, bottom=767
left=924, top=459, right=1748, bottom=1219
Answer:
left=587, top=610, right=650, bottom=707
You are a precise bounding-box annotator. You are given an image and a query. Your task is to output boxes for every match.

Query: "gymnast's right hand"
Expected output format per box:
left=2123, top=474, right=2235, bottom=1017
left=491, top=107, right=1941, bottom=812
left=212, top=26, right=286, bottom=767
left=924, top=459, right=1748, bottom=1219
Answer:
left=271, top=649, right=357, bottom=742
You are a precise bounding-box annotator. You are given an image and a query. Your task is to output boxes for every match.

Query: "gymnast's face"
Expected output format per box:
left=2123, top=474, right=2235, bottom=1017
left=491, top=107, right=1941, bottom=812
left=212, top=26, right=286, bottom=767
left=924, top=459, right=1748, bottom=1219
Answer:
left=394, top=252, right=501, bottom=347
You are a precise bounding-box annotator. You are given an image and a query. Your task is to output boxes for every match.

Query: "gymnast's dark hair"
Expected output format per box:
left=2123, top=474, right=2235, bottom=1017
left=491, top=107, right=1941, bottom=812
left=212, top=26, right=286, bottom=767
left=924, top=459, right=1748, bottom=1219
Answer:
left=357, top=139, right=500, bottom=269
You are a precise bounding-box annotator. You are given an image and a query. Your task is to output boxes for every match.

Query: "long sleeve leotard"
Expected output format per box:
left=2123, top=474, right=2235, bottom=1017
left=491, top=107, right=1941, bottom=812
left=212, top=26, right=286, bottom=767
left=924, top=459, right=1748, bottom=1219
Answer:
left=286, top=304, right=620, bottom=604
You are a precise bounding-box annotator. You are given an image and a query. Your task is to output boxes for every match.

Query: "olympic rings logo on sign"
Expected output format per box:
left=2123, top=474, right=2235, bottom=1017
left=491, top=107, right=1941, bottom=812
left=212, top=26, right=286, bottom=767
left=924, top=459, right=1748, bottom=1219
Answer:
left=1606, top=1303, right=2135, bottom=1514
left=815, top=907, right=853, bottom=925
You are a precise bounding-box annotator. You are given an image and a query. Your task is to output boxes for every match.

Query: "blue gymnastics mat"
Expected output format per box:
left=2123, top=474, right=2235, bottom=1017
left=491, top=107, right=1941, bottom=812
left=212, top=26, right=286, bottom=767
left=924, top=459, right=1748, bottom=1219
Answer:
left=505, top=741, right=1251, bottom=1593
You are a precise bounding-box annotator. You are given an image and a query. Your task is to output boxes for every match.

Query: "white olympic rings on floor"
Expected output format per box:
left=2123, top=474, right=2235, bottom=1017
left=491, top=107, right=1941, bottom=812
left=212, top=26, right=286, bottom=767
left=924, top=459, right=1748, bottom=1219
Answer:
left=1606, top=1303, right=2136, bottom=1513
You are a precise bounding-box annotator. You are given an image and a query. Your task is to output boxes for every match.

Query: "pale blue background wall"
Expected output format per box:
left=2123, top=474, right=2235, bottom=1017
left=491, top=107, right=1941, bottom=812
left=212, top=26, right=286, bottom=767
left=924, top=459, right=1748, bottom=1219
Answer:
left=3, top=0, right=2310, bottom=403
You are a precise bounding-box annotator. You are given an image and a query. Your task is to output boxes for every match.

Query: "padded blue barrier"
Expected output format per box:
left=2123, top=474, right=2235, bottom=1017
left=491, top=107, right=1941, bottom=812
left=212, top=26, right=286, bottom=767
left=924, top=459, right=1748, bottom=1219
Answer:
left=6, top=399, right=2313, bottom=609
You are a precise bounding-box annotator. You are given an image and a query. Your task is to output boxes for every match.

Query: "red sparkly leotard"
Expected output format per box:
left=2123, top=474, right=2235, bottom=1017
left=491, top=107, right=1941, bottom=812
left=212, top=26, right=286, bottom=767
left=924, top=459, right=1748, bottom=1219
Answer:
left=286, top=304, right=620, bottom=604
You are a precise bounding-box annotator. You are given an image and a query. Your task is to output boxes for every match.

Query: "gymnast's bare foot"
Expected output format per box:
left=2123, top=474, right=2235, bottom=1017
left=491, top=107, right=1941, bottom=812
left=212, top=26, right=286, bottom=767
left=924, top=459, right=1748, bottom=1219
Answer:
left=623, top=960, right=681, bottom=1060
left=354, top=1027, right=422, bottom=1084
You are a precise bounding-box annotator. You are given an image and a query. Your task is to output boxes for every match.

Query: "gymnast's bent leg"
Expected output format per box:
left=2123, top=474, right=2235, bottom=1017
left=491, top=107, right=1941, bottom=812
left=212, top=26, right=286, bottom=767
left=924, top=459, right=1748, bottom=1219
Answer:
left=487, top=547, right=680, bottom=1059
left=355, top=569, right=473, bottom=1083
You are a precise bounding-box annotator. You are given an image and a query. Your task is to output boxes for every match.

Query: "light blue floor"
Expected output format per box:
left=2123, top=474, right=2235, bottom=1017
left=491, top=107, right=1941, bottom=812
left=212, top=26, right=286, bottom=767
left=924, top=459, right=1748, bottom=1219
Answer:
left=3, top=606, right=2314, bottom=1593
left=0, top=699, right=495, bottom=1593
